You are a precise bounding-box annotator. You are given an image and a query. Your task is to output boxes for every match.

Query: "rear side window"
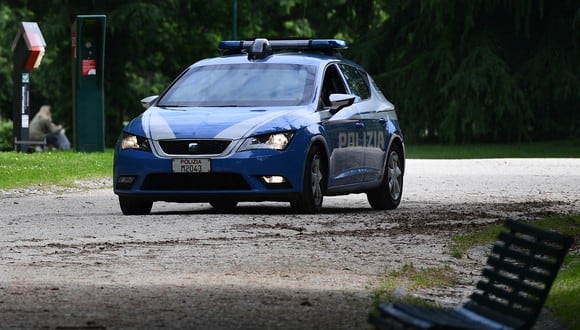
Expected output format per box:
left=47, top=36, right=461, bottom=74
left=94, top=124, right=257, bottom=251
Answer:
left=338, top=64, right=370, bottom=100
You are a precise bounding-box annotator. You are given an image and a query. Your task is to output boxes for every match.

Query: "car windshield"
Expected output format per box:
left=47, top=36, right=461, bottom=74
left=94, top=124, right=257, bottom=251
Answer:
left=158, top=63, right=317, bottom=107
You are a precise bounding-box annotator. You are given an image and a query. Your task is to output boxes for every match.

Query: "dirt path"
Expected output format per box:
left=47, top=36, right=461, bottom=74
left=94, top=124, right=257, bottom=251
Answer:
left=0, top=159, right=578, bottom=329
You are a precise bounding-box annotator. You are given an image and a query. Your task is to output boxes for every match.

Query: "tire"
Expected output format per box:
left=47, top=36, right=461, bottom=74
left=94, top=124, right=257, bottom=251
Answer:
left=210, top=200, right=238, bottom=211
left=291, top=145, right=326, bottom=213
left=119, top=196, right=153, bottom=215
left=367, top=143, right=404, bottom=210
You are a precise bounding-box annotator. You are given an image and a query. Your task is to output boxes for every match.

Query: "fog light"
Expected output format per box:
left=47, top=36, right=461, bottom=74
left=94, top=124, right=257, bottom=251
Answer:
left=116, top=176, right=136, bottom=189
left=118, top=176, right=135, bottom=184
left=262, top=175, right=286, bottom=184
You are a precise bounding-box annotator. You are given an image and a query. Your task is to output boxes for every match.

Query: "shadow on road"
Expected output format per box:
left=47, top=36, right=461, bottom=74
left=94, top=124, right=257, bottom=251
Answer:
left=0, top=282, right=371, bottom=329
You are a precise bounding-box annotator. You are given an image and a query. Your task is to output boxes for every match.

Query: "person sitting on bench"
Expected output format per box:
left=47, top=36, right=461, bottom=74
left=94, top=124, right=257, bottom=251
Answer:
left=29, top=104, right=71, bottom=150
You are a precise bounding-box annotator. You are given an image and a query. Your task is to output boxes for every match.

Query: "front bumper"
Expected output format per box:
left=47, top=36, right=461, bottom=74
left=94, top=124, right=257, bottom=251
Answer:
left=113, top=147, right=306, bottom=203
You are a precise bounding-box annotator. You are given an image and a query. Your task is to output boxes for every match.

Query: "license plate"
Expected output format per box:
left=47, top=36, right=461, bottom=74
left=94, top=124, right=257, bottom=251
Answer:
left=172, top=158, right=211, bottom=173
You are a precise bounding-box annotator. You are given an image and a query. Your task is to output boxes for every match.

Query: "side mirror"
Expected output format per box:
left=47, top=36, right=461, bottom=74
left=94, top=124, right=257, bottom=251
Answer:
left=329, top=93, right=355, bottom=114
left=140, top=95, right=159, bottom=109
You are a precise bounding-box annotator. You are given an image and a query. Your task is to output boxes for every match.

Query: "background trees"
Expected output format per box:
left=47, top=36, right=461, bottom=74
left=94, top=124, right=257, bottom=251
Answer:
left=350, top=0, right=579, bottom=143
left=0, top=0, right=578, bottom=146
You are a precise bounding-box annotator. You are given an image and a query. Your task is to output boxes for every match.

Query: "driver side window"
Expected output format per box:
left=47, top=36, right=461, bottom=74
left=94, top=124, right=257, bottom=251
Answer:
left=319, top=64, right=347, bottom=109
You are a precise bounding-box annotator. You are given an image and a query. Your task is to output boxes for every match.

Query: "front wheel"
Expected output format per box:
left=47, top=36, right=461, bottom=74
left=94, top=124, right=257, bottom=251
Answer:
left=367, top=143, right=404, bottom=210
left=291, top=145, right=326, bottom=214
left=119, top=196, right=153, bottom=215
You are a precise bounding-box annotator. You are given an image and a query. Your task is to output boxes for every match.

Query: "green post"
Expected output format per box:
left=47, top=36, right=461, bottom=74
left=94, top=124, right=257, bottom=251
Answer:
left=71, top=15, right=106, bottom=152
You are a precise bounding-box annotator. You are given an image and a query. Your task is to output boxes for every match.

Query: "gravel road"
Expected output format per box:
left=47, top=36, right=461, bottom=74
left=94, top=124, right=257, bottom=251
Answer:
left=0, top=158, right=578, bottom=329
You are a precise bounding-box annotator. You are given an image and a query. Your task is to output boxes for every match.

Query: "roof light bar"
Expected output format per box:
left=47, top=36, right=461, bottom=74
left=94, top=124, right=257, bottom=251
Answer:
left=218, top=38, right=348, bottom=52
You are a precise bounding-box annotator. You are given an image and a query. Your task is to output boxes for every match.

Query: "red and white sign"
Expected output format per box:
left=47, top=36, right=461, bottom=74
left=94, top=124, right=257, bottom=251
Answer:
left=82, top=59, right=97, bottom=76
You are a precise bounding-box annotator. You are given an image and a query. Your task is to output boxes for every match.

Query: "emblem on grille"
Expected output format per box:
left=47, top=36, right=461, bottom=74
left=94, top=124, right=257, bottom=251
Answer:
left=188, top=142, right=199, bottom=153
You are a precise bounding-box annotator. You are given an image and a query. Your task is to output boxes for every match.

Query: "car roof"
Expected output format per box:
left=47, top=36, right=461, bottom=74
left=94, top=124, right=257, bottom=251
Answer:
left=193, top=52, right=339, bottom=67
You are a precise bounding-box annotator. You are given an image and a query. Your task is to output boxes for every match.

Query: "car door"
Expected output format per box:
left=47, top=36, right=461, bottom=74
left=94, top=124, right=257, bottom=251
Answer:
left=337, top=63, right=386, bottom=183
left=320, top=64, right=366, bottom=188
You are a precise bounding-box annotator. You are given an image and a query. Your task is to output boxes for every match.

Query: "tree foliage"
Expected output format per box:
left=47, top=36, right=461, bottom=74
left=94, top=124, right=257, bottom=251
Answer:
left=348, top=0, right=579, bottom=143
left=0, top=0, right=577, bottom=145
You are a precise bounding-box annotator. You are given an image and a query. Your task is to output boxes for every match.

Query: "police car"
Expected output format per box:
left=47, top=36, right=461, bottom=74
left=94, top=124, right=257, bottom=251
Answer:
left=113, top=38, right=405, bottom=215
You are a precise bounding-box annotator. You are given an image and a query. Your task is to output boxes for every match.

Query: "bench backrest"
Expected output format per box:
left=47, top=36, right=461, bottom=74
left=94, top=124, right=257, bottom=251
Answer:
left=464, top=219, right=573, bottom=330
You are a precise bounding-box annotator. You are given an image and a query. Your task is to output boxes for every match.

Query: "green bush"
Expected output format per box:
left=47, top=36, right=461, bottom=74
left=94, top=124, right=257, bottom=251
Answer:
left=0, top=119, right=13, bottom=151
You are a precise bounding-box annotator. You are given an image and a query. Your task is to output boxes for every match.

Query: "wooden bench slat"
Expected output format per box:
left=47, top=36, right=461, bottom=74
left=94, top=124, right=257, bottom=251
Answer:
left=491, top=244, right=558, bottom=271
left=486, top=256, right=551, bottom=283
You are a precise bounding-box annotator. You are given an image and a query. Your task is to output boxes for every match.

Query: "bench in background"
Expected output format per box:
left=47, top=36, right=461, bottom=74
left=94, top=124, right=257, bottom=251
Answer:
left=14, top=137, right=47, bottom=152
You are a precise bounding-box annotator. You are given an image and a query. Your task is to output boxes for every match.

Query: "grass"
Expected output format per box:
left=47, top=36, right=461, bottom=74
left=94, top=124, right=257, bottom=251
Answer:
left=448, top=226, right=504, bottom=258
left=0, top=149, right=113, bottom=190
left=406, top=139, right=580, bottom=159
left=546, top=257, right=580, bottom=327
left=370, top=263, right=457, bottom=308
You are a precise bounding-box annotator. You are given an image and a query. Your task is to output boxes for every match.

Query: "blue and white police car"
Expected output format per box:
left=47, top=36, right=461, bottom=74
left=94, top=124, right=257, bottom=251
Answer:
left=113, top=38, right=404, bottom=215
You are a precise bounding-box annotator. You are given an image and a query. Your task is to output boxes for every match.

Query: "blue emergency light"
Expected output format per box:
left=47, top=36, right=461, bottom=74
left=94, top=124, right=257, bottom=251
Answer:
left=218, top=38, right=348, bottom=59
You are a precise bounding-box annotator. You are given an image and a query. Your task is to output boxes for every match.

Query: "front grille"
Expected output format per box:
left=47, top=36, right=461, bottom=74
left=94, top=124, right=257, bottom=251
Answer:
left=159, top=139, right=231, bottom=155
left=141, top=173, right=250, bottom=191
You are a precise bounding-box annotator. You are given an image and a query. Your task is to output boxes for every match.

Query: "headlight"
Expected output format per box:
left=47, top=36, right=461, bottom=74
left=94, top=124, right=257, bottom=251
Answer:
left=239, top=132, right=294, bottom=151
left=120, top=132, right=151, bottom=151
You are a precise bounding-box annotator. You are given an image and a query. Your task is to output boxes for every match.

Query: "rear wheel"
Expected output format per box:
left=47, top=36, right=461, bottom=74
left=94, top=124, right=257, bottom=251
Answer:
left=119, top=196, right=153, bottom=215
left=291, top=145, right=326, bottom=213
left=367, top=143, right=404, bottom=210
left=210, top=200, right=238, bottom=211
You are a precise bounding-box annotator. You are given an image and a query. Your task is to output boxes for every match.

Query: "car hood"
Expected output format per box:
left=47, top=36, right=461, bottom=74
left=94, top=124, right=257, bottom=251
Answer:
left=126, top=106, right=318, bottom=140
